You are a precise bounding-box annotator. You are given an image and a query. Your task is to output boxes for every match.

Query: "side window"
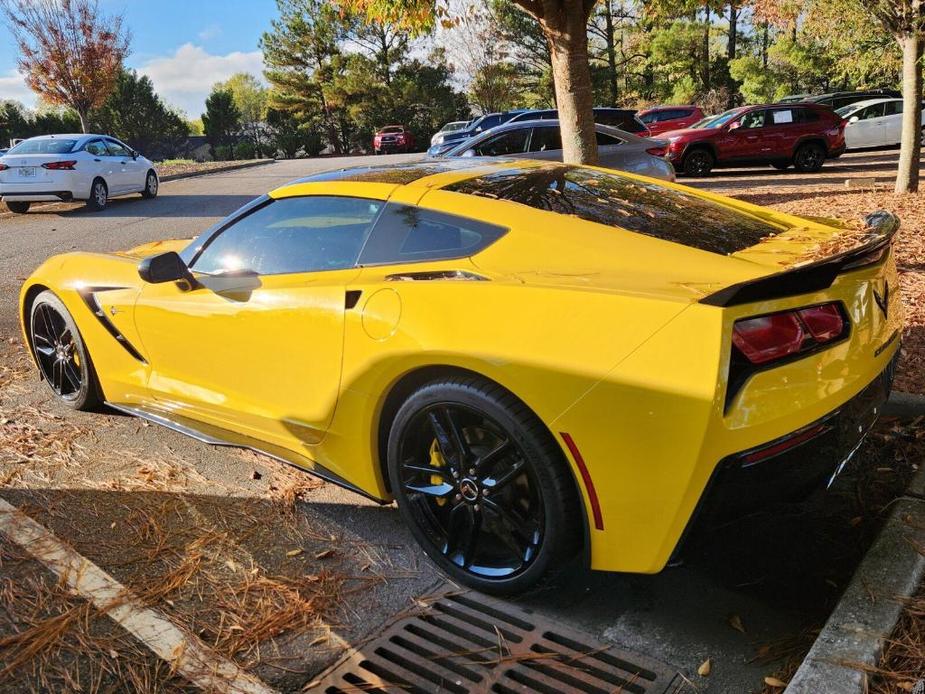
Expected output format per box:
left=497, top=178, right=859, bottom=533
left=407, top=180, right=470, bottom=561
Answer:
left=528, top=127, right=562, bottom=152
left=191, top=196, right=382, bottom=275
left=884, top=101, right=903, bottom=116
left=739, top=110, right=767, bottom=128
left=595, top=131, right=623, bottom=146
left=795, top=108, right=820, bottom=123
left=473, top=129, right=530, bottom=156
left=858, top=104, right=886, bottom=120
left=769, top=109, right=795, bottom=126
left=358, top=203, right=507, bottom=265
left=85, top=140, right=107, bottom=156
left=106, top=139, right=131, bottom=157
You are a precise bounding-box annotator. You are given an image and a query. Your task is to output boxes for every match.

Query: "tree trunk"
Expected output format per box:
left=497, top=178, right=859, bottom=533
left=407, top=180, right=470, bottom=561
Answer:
left=761, top=22, right=769, bottom=69
left=726, top=3, right=738, bottom=107
left=77, top=109, right=89, bottom=134
left=539, top=2, right=598, bottom=164
left=896, top=32, right=922, bottom=194
left=604, top=0, right=619, bottom=105
left=701, top=5, right=710, bottom=91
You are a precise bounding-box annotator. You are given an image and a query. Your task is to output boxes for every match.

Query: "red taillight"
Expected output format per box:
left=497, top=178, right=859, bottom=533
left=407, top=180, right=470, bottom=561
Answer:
left=0, top=163, right=8, bottom=171
left=732, top=302, right=847, bottom=365
left=797, top=304, right=844, bottom=342
left=42, top=160, right=76, bottom=170
left=646, top=146, right=667, bottom=157
left=732, top=312, right=805, bottom=364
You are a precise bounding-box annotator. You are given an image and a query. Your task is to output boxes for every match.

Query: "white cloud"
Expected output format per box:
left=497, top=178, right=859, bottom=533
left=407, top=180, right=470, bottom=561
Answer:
left=198, top=24, right=222, bottom=42
left=0, top=70, right=37, bottom=109
left=136, top=43, right=263, bottom=117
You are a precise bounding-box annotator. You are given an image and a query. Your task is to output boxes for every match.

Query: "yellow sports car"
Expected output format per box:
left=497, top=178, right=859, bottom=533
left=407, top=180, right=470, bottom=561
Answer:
left=20, top=159, right=902, bottom=594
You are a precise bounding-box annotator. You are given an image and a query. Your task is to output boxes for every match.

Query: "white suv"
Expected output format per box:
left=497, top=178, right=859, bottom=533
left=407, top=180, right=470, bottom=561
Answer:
left=0, top=134, right=158, bottom=214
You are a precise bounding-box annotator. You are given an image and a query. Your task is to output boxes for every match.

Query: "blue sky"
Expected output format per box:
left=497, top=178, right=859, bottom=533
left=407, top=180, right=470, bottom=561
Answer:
left=0, top=0, right=280, bottom=117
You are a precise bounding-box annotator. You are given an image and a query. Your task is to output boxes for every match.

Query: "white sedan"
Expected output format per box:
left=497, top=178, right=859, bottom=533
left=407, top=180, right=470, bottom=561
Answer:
left=0, top=134, right=158, bottom=214
left=837, top=98, right=925, bottom=149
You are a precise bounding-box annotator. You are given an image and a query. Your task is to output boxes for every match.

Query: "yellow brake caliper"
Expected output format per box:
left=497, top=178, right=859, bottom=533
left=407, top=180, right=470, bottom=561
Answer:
left=429, top=440, right=448, bottom=507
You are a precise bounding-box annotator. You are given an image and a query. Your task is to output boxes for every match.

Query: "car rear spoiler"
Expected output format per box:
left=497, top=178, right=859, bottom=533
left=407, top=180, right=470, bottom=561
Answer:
left=700, top=210, right=899, bottom=307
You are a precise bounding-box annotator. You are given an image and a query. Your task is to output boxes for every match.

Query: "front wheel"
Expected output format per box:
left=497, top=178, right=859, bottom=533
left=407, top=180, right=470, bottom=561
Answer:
left=682, top=148, right=714, bottom=177
left=85, top=179, right=108, bottom=211
left=793, top=143, right=826, bottom=173
left=29, top=290, right=102, bottom=410
left=5, top=201, right=30, bottom=214
left=141, top=170, right=158, bottom=199
left=387, top=376, right=581, bottom=595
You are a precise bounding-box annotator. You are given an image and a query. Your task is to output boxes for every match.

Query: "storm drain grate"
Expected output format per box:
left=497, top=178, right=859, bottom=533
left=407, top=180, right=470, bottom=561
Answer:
left=317, top=591, right=689, bottom=693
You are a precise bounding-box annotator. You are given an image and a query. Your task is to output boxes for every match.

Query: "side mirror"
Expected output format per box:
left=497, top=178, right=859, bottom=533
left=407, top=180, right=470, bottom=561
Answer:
left=138, top=251, right=195, bottom=286
left=132, top=151, right=138, bottom=159
left=461, top=149, right=476, bottom=158
left=848, top=116, right=859, bottom=124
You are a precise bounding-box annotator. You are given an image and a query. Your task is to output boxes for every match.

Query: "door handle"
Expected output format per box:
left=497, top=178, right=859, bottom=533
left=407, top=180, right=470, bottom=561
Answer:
left=94, top=158, right=101, bottom=162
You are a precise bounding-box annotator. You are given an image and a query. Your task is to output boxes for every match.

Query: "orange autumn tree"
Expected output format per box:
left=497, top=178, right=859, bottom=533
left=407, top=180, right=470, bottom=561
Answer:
left=1, top=0, right=131, bottom=133
left=336, top=0, right=600, bottom=165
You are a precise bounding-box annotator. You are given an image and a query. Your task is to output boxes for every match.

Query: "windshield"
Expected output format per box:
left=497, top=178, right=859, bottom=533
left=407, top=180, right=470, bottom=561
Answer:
left=380, top=126, right=404, bottom=134
left=835, top=104, right=861, bottom=117
left=638, top=111, right=657, bottom=124
left=695, top=109, right=743, bottom=129
left=8, top=138, right=77, bottom=155
left=440, top=121, right=467, bottom=133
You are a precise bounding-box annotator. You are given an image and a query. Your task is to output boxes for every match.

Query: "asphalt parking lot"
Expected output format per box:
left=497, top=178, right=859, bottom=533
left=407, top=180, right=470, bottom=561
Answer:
left=0, top=150, right=917, bottom=692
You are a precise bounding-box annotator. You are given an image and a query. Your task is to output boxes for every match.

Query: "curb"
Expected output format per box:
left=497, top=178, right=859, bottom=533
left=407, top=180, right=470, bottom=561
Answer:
left=158, top=159, right=276, bottom=182
left=785, top=466, right=925, bottom=693
left=884, top=391, right=925, bottom=419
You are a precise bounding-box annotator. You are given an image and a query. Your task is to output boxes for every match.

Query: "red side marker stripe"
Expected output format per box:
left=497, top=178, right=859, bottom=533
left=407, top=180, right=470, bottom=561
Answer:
left=560, top=432, right=604, bottom=531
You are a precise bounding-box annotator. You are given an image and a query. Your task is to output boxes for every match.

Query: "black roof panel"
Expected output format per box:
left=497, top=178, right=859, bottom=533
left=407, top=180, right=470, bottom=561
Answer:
left=294, top=159, right=488, bottom=186
left=445, top=164, right=783, bottom=256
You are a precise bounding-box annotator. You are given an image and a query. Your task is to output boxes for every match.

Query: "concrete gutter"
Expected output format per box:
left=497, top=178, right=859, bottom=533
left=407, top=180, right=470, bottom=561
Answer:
left=785, top=466, right=925, bottom=693
left=884, top=391, right=925, bottom=419
left=157, top=159, right=276, bottom=183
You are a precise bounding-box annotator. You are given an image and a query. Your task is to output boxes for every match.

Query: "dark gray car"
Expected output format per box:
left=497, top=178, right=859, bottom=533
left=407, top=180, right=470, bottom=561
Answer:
left=436, top=119, right=676, bottom=181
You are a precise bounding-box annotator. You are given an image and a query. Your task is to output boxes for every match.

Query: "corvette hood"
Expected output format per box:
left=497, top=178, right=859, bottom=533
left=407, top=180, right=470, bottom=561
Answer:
left=118, top=238, right=192, bottom=259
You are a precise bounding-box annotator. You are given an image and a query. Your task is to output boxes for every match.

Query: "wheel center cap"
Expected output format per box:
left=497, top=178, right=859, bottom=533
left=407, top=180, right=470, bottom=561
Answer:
left=459, top=478, right=480, bottom=502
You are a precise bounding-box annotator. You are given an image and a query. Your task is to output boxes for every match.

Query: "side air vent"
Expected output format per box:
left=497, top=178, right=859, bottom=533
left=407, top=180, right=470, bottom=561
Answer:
left=385, top=270, right=488, bottom=282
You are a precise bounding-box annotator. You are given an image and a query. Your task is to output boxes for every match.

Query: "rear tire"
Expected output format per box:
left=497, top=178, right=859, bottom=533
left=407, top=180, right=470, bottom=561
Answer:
left=682, top=148, right=714, bottom=177
left=85, top=178, right=108, bottom=211
left=141, top=170, right=158, bottom=199
left=387, top=375, right=582, bottom=595
left=793, top=143, right=826, bottom=173
left=29, top=290, right=102, bottom=411
left=5, top=201, right=30, bottom=214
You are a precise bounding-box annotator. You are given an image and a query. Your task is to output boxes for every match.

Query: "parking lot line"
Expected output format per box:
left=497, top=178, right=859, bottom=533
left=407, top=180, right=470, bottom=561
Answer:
left=0, top=498, right=278, bottom=694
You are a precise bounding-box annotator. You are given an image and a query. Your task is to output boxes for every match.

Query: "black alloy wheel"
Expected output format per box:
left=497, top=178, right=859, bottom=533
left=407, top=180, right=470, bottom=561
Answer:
left=29, top=291, right=101, bottom=410
left=388, top=377, right=581, bottom=595
left=793, top=143, right=825, bottom=173
left=683, top=148, right=714, bottom=177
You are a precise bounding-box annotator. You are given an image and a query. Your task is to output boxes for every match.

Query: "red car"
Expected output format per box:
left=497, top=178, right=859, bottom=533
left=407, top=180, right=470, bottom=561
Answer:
left=373, top=125, right=416, bottom=154
left=637, top=105, right=704, bottom=135
left=663, top=103, right=846, bottom=176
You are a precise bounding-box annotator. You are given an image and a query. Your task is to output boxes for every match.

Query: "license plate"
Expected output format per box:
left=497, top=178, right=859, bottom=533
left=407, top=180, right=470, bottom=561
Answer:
left=19, top=167, right=36, bottom=178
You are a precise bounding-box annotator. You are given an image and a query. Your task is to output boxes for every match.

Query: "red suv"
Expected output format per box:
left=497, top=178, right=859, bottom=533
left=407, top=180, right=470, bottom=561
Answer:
left=637, top=105, right=704, bottom=135
left=663, top=104, right=846, bottom=176
left=374, top=125, right=416, bottom=154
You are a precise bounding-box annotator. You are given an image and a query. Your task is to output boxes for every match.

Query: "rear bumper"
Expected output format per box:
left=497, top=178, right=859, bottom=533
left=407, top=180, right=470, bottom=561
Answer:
left=694, top=352, right=897, bottom=525
left=1, top=190, right=74, bottom=202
